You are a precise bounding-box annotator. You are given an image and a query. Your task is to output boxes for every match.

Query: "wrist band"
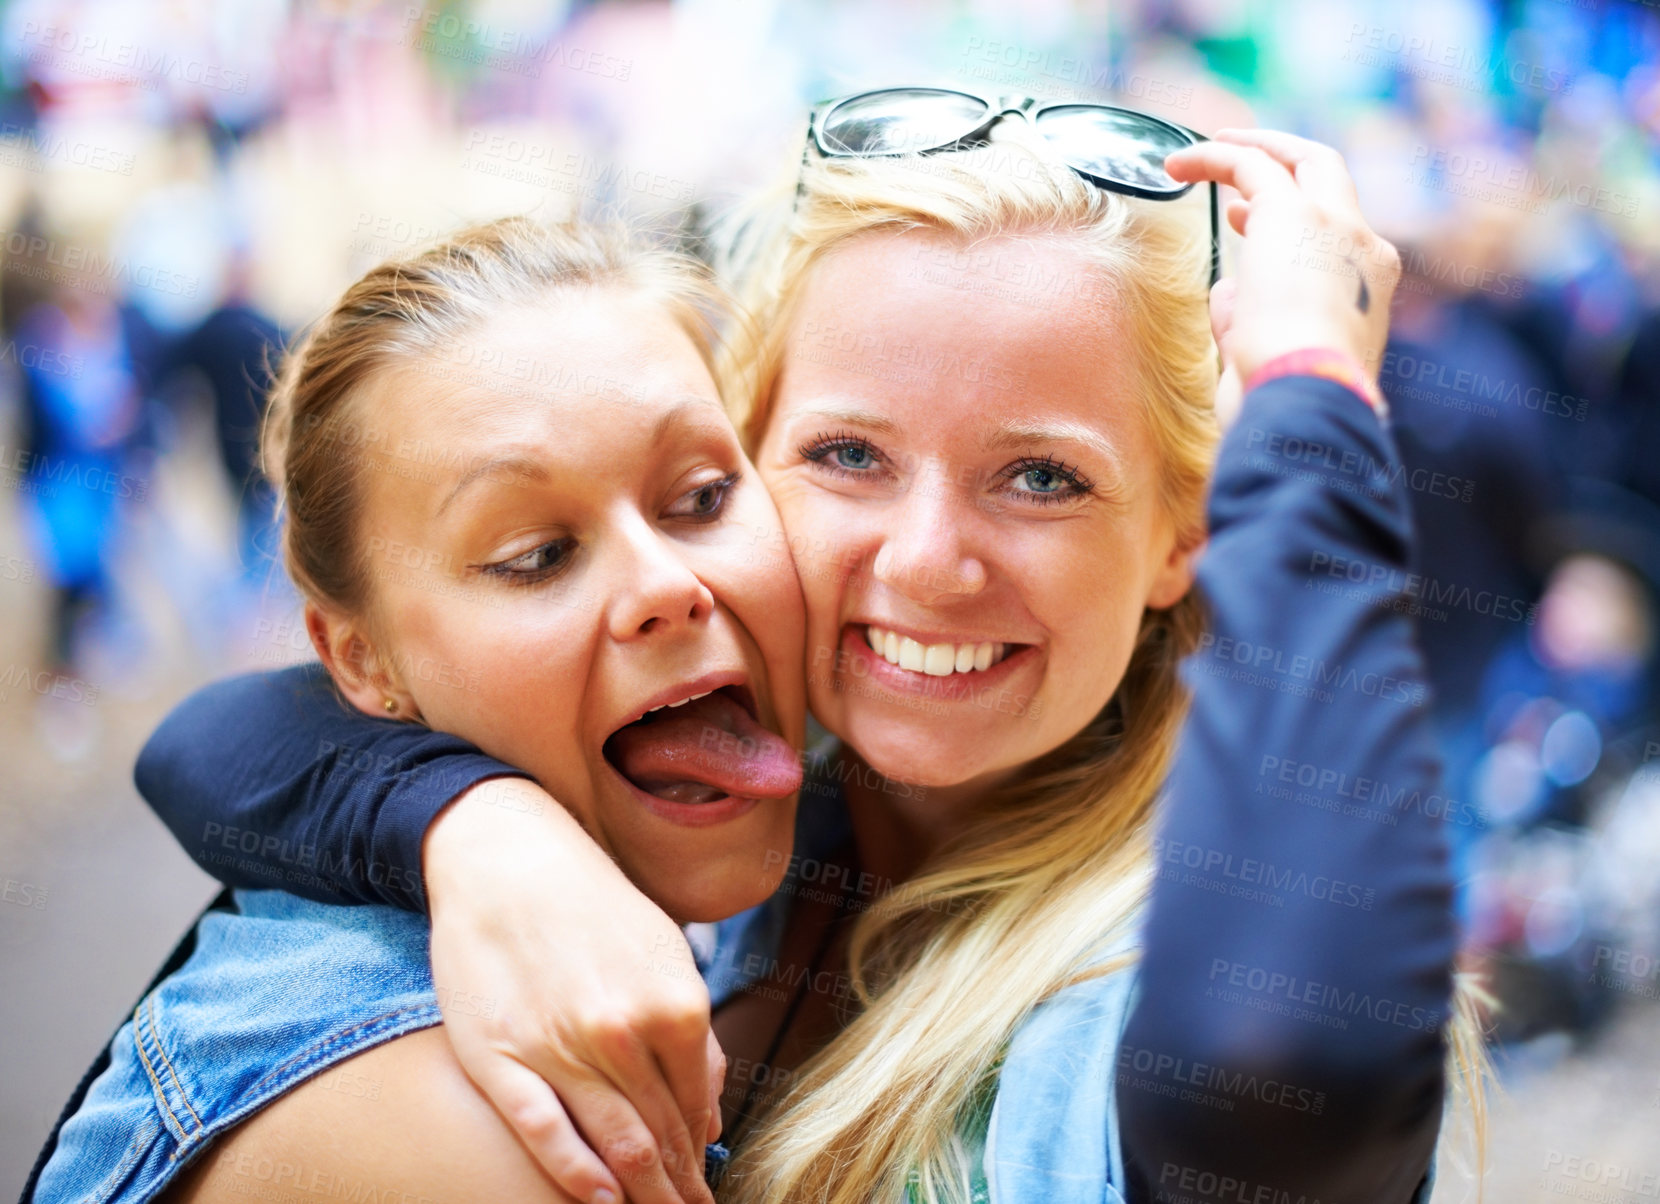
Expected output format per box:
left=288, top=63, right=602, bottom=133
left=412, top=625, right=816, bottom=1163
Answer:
left=1243, top=348, right=1386, bottom=415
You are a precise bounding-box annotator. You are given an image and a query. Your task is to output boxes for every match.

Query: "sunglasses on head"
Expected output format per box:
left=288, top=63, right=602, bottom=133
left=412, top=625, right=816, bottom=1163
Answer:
left=801, top=86, right=1220, bottom=287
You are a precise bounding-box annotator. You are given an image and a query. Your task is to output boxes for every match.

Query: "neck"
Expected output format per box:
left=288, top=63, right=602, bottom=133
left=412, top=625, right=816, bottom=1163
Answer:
left=836, top=746, right=1014, bottom=887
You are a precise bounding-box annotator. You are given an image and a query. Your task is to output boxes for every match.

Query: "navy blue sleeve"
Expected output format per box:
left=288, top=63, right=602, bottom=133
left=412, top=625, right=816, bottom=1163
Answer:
left=134, top=663, right=533, bottom=912
left=1118, top=377, right=1457, bottom=1203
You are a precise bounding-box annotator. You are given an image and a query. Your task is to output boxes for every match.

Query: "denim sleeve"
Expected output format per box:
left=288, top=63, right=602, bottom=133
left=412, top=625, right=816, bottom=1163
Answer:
left=134, top=663, right=533, bottom=912
left=1118, top=377, right=1456, bottom=1203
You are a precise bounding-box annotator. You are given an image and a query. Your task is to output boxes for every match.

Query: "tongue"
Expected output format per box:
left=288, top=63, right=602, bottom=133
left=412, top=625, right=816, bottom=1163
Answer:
left=609, top=691, right=801, bottom=805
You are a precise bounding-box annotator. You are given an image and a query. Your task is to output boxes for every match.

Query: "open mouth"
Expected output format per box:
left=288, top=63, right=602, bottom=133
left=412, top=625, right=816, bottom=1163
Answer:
left=602, top=683, right=801, bottom=810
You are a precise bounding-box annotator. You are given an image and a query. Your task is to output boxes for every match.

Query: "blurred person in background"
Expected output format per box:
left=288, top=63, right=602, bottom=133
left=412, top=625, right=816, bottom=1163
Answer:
left=12, top=277, right=144, bottom=673
left=159, top=246, right=284, bottom=586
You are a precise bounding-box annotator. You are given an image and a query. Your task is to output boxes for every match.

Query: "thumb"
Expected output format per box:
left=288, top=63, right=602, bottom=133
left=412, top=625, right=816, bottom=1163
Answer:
left=1208, top=276, right=1238, bottom=352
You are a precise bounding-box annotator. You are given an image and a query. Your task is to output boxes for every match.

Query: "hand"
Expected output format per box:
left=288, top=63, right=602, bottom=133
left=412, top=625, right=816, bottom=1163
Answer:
left=424, top=778, right=722, bottom=1204
left=1166, top=129, right=1399, bottom=406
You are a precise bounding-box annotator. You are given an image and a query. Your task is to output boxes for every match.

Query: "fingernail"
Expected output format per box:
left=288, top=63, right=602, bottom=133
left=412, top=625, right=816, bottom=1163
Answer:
left=592, top=1191, right=617, bottom=1204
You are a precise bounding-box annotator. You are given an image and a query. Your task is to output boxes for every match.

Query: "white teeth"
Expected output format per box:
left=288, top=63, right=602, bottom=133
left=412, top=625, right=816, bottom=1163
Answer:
left=923, top=643, right=955, bottom=676
left=648, top=688, right=714, bottom=717
left=865, top=626, right=1009, bottom=678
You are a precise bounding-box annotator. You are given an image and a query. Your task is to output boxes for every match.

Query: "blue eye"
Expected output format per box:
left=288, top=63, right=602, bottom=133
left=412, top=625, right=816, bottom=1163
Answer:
left=799, top=431, right=885, bottom=477
left=1017, top=466, right=1064, bottom=493
left=1001, top=456, right=1091, bottom=504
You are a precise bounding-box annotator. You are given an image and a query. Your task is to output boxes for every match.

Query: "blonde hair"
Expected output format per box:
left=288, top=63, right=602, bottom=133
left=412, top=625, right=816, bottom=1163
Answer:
left=260, top=216, right=729, bottom=616
left=714, top=123, right=1490, bottom=1202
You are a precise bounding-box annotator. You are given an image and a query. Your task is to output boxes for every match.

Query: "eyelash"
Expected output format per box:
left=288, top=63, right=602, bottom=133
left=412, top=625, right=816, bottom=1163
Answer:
left=998, top=455, right=1094, bottom=504
left=482, top=537, right=577, bottom=585
left=477, top=472, right=741, bottom=587
left=796, top=430, right=884, bottom=479
left=797, top=432, right=1094, bottom=503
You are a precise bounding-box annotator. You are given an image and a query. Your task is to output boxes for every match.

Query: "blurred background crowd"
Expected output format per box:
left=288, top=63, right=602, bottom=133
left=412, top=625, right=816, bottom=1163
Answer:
left=2, top=0, right=1659, bottom=1196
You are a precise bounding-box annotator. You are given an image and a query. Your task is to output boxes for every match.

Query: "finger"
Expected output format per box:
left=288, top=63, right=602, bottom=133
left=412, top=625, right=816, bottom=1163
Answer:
left=1208, top=277, right=1238, bottom=351
left=1211, top=128, right=1359, bottom=207
left=655, top=1014, right=720, bottom=1152
left=706, top=1030, right=726, bottom=1143
left=562, top=1080, right=697, bottom=1204
left=1225, top=196, right=1250, bottom=237
left=1164, top=141, right=1299, bottom=203
left=478, top=1059, right=625, bottom=1204
left=574, top=1037, right=712, bottom=1204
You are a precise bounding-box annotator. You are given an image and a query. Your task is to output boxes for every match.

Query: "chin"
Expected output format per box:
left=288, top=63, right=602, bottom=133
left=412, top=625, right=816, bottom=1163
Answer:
left=631, top=813, right=797, bottom=925
left=654, top=859, right=790, bottom=925
left=840, top=718, right=1014, bottom=791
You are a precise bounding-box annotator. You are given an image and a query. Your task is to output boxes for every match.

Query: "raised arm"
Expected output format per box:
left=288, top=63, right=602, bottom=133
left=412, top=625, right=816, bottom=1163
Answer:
left=1117, top=131, right=1458, bottom=1203
left=135, top=662, right=531, bottom=910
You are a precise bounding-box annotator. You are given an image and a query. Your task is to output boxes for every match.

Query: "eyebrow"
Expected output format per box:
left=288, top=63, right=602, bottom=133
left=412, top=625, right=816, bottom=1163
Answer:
left=436, top=453, right=550, bottom=517
left=433, top=399, right=728, bottom=517
left=981, top=418, right=1125, bottom=474
left=784, top=403, right=902, bottom=435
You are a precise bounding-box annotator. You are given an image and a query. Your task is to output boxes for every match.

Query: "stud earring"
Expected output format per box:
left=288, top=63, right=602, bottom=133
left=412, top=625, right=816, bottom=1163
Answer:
left=384, top=698, right=398, bottom=714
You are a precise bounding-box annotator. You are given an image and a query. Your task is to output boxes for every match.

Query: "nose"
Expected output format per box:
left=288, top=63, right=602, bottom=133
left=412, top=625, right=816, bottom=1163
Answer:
left=871, top=470, right=989, bottom=606
left=605, top=515, right=715, bottom=641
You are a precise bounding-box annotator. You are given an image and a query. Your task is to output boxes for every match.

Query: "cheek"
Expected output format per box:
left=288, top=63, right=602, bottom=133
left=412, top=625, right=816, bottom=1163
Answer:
left=394, top=590, right=584, bottom=741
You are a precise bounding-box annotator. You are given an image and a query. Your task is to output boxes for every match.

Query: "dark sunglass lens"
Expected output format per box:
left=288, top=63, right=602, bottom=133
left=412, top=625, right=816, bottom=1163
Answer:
left=1035, top=106, right=1192, bottom=193
left=820, top=89, right=990, bottom=156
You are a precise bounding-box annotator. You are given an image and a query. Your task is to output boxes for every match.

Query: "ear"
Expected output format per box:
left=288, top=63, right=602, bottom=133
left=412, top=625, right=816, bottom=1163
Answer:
left=1146, top=531, right=1205, bottom=611
left=304, top=601, right=419, bottom=720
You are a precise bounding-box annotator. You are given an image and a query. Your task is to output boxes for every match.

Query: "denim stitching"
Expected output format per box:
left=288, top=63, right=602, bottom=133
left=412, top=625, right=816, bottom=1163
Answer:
left=145, top=995, right=205, bottom=1134
left=132, top=1002, right=192, bottom=1146
left=83, top=1113, right=157, bottom=1204
left=246, top=1002, right=441, bottom=1098
left=197, top=1008, right=444, bottom=1155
